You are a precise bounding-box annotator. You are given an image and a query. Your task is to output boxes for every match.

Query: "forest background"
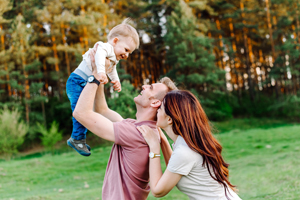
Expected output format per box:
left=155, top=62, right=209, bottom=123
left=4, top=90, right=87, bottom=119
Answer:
left=0, top=0, right=300, bottom=157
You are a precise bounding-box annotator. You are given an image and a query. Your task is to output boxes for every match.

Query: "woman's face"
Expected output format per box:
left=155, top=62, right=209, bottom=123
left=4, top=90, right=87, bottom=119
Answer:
left=156, top=102, right=170, bottom=128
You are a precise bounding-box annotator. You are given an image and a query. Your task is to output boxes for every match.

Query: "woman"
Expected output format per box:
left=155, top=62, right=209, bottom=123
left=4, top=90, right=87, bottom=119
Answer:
left=137, top=90, right=241, bottom=200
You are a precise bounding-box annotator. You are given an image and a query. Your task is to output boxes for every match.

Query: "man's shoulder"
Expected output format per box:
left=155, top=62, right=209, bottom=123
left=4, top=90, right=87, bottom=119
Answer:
left=119, top=118, right=136, bottom=123
left=113, top=118, right=137, bottom=129
left=114, top=119, right=157, bottom=131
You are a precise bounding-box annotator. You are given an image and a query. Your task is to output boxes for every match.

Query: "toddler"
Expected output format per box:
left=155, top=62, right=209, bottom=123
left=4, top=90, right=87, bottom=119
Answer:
left=66, top=18, right=139, bottom=156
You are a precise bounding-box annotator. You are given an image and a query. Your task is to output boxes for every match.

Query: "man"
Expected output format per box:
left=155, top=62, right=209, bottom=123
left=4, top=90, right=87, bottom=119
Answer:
left=73, top=46, right=177, bottom=199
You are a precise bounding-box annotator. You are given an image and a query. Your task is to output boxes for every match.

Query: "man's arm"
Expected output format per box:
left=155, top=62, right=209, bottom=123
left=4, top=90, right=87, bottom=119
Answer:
left=94, top=83, right=123, bottom=122
left=73, top=81, right=115, bottom=142
left=73, top=45, right=117, bottom=142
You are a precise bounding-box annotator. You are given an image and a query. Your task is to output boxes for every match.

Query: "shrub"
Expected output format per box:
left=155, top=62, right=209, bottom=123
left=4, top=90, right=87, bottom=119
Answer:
left=0, top=106, right=28, bottom=160
left=268, top=95, right=300, bottom=119
left=36, top=121, right=63, bottom=153
left=107, top=80, right=139, bottom=119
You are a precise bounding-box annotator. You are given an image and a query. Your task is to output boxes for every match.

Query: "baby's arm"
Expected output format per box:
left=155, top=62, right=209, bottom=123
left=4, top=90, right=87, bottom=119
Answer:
left=95, top=47, right=108, bottom=74
left=108, top=67, right=121, bottom=92
left=94, top=44, right=110, bottom=84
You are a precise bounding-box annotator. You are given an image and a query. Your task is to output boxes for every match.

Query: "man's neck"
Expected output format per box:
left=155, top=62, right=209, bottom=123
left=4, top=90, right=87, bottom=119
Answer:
left=135, top=108, right=156, bottom=123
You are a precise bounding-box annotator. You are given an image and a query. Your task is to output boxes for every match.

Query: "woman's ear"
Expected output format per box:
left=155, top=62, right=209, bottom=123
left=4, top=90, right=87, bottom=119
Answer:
left=167, top=116, right=173, bottom=125
left=150, top=100, right=161, bottom=108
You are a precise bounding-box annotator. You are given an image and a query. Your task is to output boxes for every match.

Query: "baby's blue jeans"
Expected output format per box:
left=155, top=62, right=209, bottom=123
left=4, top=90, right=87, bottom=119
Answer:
left=66, top=73, right=87, bottom=140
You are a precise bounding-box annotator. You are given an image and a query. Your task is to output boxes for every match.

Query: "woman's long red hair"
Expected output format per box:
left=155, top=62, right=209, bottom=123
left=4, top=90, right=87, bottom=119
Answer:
left=163, top=90, right=236, bottom=199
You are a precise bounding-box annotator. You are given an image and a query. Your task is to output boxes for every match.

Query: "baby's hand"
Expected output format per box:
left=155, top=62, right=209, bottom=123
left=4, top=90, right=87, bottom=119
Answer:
left=111, top=80, right=122, bottom=92
left=98, top=72, right=108, bottom=84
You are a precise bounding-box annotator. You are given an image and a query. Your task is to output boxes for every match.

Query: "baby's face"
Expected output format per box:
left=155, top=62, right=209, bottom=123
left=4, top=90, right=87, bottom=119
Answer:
left=112, top=37, right=136, bottom=61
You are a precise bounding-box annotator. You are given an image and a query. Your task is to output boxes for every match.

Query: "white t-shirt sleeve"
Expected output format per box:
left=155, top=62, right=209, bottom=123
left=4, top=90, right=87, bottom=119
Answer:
left=94, top=47, right=108, bottom=74
left=94, top=42, right=115, bottom=74
left=107, top=65, right=120, bottom=82
left=167, top=145, right=197, bottom=176
left=82, top=42, right=115, bottom=74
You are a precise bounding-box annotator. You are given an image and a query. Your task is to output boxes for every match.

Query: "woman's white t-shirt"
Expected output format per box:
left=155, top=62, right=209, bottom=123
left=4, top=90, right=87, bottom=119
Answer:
left=167, top=136, right=242, bottom=200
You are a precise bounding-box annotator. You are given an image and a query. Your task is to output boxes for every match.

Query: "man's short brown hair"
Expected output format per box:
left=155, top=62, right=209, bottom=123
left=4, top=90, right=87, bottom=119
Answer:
left=153, top=77, right=178, bottom=102
left=159, top=77, right=178, bottom=92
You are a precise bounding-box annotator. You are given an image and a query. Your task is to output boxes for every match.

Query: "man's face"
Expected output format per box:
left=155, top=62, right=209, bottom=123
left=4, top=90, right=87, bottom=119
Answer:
left=134, top=83, right=168, bottom=108
left=112, top=37, right=136, bottom=61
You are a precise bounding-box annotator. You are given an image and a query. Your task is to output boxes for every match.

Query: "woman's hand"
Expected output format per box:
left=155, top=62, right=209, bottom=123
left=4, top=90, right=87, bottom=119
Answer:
left=137, top=125, right=160, bottom=151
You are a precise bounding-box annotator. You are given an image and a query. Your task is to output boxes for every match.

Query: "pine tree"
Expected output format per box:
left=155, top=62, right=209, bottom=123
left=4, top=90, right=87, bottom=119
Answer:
left=9, top=14, right=34, bottom=123
left=164, top=0, right=228, bottom=120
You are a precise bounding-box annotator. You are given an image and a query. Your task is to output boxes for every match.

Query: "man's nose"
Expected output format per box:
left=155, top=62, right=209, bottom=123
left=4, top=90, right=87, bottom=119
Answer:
left=142, top=85, right=149, bottom=90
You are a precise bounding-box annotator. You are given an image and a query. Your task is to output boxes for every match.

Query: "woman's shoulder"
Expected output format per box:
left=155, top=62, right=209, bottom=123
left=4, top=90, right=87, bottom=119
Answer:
left=173, top=136, right=202, bottom=162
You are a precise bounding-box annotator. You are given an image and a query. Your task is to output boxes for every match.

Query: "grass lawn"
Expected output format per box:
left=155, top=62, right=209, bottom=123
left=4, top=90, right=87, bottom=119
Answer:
left=0, top=122, right=300, bottom=200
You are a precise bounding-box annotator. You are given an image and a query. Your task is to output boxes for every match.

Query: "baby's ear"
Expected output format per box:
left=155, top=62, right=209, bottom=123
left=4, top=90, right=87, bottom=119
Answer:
left=112, top=37, right=119, bottom=45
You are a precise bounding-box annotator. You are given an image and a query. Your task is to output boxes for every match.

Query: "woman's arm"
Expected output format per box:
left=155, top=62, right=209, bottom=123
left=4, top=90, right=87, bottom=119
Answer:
left=137, top=125, right=182, bottom=197
left=158, top=128, right=173, bottom=166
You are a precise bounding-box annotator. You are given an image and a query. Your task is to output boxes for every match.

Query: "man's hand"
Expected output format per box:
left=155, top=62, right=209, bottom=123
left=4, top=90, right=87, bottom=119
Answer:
left=111, top=80, right=122, bottom=92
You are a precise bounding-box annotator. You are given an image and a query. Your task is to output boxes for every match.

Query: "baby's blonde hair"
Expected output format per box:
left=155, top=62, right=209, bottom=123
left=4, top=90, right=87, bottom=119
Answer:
left=107, top=18, right=140, bottom=49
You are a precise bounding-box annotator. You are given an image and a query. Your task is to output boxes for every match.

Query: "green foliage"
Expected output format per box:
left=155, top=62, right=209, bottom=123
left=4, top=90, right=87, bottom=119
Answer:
left=36, top=121, right=62, bottom=153
left=212, top=117, right=292, bottom=133
left=107, top=80, right=139, bottom=119
left=226, top=91, right=300, bottom=120
left=268, top=95, right=300, bottom=119
left=0, top=106, right=28, bottom=160
left=164, top=0, right=228, bottom=120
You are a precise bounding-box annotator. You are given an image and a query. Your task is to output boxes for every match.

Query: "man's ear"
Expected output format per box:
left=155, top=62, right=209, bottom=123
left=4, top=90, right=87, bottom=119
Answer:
left=150, top=99, right=161, bottom=108
left=112, top=37, right=119, bottom=46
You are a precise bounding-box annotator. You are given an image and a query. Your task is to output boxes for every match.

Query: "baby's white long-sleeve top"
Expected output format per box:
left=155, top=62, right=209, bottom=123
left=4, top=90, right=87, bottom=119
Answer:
left=82, top=41, right=119, bottom=82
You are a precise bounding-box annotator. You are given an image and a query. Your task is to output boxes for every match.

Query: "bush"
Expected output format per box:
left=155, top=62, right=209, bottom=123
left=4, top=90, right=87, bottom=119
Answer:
left=45, top=95, right=72, bottom=136
left=36, top=121, right=63, bottom=153
left=268, top=95, right=300, bottom=119
left=191, top=89, right=233, bottom=121
left=107, top=80, right=139, bottom=119
left=0, top=106, right=28, bottom=160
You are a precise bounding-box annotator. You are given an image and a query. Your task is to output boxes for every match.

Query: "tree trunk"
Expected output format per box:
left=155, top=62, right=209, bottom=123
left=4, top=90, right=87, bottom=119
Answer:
left=61, top=23, right=71, bottom=76
left=265, top=0, right=279, bottom=98
left=241, top=1, right=255, bottom=102
left=51, top=36, right=62, bottom=100
left=35, top=47, right=47, bottom=127
left=1, top=25, right=11, bottom=96
left=20, top=38, right=30, bottom=124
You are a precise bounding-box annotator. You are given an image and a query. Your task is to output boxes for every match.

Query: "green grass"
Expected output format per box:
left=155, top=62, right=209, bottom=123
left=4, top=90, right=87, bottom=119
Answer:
left=1, top=122, right=300, bottom=199
left=216, top=125, right=300, bottom=200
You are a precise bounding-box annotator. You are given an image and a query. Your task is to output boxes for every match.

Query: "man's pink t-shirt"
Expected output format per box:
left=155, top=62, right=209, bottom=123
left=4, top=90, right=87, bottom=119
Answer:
left=102, top=119, right=158, bottom=200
